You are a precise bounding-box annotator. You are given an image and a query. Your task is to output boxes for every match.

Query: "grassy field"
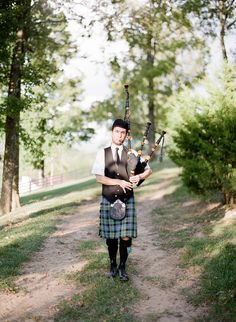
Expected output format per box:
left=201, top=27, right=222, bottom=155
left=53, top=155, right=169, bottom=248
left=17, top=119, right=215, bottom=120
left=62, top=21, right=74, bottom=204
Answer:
left=20, top=177, right=97, bottom=206
left=151, top=183, right=236, bottom=322
left=0, top=177, right=100, bottom=291
left=0, top=159, right=235, bottom=321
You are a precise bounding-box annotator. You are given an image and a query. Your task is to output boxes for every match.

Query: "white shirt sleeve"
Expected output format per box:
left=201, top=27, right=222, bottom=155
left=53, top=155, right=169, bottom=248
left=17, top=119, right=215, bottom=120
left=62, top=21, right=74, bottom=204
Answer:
left=91, top=149, right=105, bottom=176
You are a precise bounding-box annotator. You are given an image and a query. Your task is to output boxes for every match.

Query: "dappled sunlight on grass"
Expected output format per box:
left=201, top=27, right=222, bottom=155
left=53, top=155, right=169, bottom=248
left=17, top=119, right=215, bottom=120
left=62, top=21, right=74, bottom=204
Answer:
left=135, top=161, right=181, bottom=202
left=0, top=202, right=83, bottom=290
left=20, top=178, right=98, bottom=205
left=55, top=239, right=139, bottom=322
left=149, top=175, right=236, bottom=321
left=1, top=157, right=234, bottom=321
left=0, top=178, right=100, bottom=228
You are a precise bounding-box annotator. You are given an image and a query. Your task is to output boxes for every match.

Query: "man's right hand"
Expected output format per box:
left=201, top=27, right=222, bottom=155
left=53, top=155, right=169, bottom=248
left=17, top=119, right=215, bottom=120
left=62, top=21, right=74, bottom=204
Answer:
left=118, top=180, right=133, bottom=193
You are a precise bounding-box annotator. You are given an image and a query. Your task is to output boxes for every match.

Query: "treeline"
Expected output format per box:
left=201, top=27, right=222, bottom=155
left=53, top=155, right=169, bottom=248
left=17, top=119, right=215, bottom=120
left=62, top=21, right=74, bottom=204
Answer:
left=90, top=0, right=236, bottom=205
left=0, top=0, right=235, bottom=216
left=0, top=0, right=93, bottom=215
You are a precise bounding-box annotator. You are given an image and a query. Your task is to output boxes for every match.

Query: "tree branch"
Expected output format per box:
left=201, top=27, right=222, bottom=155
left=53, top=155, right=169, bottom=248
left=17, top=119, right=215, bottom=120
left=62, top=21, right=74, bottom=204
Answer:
left=227, top=18, right=236, bottom=29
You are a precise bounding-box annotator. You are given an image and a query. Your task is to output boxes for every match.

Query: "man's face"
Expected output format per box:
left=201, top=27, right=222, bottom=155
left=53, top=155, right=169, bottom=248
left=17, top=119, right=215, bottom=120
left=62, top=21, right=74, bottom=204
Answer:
left=112, top=126, right=127, bottom=146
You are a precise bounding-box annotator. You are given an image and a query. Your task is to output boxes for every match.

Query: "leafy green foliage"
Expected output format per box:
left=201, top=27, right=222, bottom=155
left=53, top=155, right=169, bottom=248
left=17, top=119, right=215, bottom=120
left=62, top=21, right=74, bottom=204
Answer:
left=181, top=0, right=236, bottom=36
left=180, top=0, right=236, bottom=61
left=20, top=77, right=94, bottom=170
left=92, top=0, right=206, bottom=137
left=169, top=65, right=236, bottom=204
left=0, top=1, right=93, bottom=173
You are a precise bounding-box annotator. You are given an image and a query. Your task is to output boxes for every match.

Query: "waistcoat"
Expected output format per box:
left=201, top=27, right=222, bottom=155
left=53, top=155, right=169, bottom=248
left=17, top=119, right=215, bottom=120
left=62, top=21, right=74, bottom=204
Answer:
left=102, top=147, right=133, bottom=203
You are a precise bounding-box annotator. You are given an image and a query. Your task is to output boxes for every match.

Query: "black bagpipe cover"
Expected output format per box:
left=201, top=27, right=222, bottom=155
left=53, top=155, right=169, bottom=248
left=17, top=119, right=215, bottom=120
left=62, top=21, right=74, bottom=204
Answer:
left=135, top=159, right=147, bottom=186
left=127, top=153, right=147, bottom=187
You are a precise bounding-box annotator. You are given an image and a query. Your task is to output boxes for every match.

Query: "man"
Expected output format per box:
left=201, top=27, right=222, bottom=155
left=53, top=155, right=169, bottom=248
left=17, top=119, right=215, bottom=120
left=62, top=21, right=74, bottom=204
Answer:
left=92, top=119, right=152, bottom=281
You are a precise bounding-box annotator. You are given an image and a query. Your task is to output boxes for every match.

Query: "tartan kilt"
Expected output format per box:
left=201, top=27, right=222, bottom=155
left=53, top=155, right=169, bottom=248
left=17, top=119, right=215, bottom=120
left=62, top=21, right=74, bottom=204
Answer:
left=99, top=196, right=137, bottom=239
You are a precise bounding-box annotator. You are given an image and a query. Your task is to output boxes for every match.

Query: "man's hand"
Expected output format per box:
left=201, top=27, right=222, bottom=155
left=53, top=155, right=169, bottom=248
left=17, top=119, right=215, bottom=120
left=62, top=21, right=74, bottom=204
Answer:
left=129, top=175, right=141, bottom=186
left=119, top=180, right=133, bottom=193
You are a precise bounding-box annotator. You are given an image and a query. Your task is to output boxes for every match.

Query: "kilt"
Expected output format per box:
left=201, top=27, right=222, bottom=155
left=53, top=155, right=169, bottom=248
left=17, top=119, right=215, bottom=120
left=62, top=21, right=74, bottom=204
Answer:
left=99, top=196, right=137, bottom=239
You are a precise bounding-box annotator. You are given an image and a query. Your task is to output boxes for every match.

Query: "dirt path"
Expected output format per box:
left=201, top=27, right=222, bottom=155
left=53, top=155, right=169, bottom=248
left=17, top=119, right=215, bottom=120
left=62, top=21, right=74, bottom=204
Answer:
left=0, top=202, right=99, bottom=322
left=0, top=177, right=202, bottom=322
left=131, top=184, right=202, bottom=322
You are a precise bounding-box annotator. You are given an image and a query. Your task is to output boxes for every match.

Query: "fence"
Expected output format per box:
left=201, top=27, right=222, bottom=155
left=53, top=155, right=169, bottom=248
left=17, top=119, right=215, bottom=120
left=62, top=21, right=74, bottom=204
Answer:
left=19, top=169, right=92, bottom=195
left=19, top=174, right=63, bottom=194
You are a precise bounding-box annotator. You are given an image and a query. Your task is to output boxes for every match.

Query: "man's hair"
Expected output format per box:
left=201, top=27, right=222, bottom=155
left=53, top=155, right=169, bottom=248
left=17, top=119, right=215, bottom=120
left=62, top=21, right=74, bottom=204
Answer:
left=112, top=119, right=129, bottom=132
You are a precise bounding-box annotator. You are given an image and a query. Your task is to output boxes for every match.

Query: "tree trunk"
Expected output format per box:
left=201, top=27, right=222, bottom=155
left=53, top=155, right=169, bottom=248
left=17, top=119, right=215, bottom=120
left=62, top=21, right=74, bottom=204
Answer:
left=0, top=29, right=24, bottom=215
left=0, top=117, right=17, bottom=214
left=148, top=77, right=155, bottom=144
left=39, top=159, right=45, bottom=179
left=11, top=113, right=20, bottom=211
left=146, top=32, right=156, bottom=154
left=219, top=0, right=228, bottom=62
left=224, top=192, right=235, bottom=206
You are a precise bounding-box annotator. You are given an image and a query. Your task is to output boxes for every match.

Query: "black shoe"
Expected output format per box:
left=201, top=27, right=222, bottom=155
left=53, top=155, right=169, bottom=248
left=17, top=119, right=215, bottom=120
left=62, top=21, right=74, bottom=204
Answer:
left=107, top=264, right=118, bottom=278
left=118, top=266, right=129, bottom=281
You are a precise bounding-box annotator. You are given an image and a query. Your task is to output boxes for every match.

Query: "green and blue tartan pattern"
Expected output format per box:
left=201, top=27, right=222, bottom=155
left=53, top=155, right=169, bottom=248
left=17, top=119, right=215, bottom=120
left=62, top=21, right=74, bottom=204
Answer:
left=99, top=196, right=137, bottom=239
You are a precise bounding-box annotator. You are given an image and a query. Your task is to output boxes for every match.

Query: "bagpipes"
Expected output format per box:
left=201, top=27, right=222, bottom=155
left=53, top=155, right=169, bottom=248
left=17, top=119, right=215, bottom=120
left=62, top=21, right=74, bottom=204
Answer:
left=124, top=84, right=166, bottom=186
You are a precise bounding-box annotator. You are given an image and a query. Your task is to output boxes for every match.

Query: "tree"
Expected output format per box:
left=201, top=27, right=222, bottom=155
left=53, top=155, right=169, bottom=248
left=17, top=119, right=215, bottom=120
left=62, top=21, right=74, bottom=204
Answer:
left=91, top=0, right=205, bottom=149
left=0, top=0, right=74, bottom=214
left=0, top=0, right=30, bottom=214
left=21, top=77, right=94, bottom=178
left=181, top=0, right=236, bottom=61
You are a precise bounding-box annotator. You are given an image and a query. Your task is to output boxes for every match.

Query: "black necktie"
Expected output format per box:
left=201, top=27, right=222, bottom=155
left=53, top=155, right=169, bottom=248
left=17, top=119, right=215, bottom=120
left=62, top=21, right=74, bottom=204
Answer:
left=115, top=147, right=120, bottom=165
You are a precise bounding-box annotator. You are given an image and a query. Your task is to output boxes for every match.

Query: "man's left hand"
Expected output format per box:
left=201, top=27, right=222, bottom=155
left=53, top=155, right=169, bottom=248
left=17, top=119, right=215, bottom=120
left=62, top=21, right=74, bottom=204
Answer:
left=129, top=175, right=141, bottom=185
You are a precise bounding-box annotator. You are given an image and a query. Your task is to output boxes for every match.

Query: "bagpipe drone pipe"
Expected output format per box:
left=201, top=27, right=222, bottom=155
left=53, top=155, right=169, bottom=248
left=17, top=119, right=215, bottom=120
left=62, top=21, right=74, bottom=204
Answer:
left=123, top=84, right=166, bottom=186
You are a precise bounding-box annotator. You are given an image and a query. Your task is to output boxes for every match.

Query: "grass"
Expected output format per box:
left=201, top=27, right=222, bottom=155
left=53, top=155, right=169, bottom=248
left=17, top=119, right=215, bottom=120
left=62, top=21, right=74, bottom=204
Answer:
left=1, top=157, right=236, bottom=321
left=197, top=243, right=236, bottom=321
left=0, top=175, right=100, bottom=291
left=0, top=202, right=79, bottom=291
left=20, top=177, right=97, bottom=205
left=151, top=180, right=236, bottom=322
left=0, top=159, right=174, bottom=295
left=54, top=239, right=139, bottom=322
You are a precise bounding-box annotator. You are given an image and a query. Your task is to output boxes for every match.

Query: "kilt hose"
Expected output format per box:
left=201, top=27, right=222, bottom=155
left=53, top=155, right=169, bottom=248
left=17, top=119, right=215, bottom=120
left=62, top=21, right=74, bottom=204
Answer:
left=99, top=196, right=137, bottom=239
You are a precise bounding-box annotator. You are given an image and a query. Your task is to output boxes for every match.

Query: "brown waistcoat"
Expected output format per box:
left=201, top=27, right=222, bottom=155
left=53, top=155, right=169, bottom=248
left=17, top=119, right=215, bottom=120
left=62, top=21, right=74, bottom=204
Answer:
left=102, top=147, right=133, bottom=203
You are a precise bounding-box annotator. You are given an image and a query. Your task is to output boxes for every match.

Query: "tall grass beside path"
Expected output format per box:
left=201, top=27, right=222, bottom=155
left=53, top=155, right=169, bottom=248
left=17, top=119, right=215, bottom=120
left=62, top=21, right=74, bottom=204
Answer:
left=151, top=182, right=236, bottom=321
left=0, top=176, right=100, bottom=291
left=0, top=177, right=99, bottom=228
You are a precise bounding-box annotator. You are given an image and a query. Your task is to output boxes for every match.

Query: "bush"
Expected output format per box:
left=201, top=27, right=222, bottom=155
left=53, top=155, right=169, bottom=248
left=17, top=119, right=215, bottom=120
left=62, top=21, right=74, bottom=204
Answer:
left=169, top=65, right=236, bottom=205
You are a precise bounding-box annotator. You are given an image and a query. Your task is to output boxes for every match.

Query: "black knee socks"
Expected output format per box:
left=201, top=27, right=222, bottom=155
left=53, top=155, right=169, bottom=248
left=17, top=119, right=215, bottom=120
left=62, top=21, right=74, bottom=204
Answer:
left=119, top=238, right=132, bottom=267
left=106, top=238, right=118, bottom=266
left=106, top=238, right=132, bottom=268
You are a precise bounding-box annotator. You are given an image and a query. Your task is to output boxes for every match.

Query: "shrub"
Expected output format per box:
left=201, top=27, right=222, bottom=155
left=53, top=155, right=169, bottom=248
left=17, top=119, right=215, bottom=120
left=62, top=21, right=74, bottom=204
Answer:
left=169, top=65, right=236, bottom=205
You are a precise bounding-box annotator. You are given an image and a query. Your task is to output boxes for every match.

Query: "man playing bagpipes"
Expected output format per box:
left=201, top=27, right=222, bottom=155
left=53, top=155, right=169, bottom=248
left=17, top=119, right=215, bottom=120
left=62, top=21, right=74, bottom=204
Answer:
left=92, top=118, right=152, bottom=281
